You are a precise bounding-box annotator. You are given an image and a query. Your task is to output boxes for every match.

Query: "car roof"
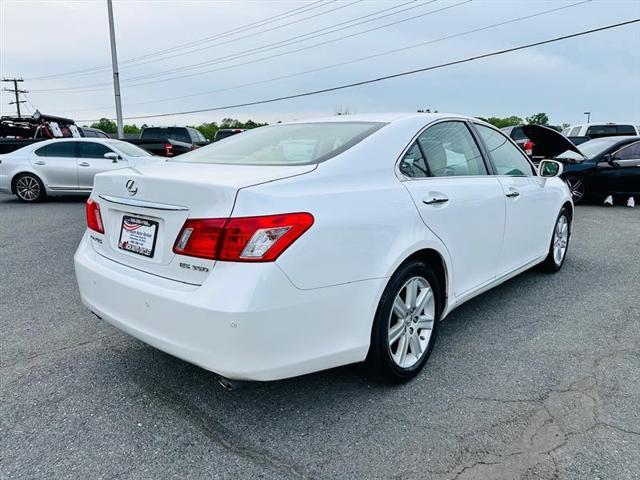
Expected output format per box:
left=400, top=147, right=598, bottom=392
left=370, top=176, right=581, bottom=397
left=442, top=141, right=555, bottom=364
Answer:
left=285, top=112, right=475, bottom=125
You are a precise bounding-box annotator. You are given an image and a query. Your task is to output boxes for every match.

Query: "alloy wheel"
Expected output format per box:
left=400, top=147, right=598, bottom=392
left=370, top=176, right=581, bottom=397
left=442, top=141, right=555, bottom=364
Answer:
left=565, top=177, right=584, bottom=203
left=553, top=215, right=569, bottom=265
left=16, top=176, right=41, bottom=201
left=388, top=276, right=435, bottom=368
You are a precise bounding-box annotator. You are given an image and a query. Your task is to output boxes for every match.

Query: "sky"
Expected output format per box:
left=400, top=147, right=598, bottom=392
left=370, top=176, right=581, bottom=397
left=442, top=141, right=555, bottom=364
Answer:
left=1, top=0, right=639, bottom=127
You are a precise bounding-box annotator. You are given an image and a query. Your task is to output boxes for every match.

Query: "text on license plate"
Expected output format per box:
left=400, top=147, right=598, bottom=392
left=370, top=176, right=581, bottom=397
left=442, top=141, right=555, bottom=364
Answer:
left=118, top=215, right=158, bottom=258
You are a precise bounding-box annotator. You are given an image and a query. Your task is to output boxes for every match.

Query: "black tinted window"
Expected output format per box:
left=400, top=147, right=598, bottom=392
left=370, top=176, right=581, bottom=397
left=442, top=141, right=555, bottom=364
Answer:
left=616, top=125, right=636, bottom=135
left=35, top=142, right=77, bottom=157
left=78, top=142, right=113, bottom=158
left=586, top=125, right=616, bottom=138
left=511, top=127, right=527, bottom=141
left=82, top=129, right=98, bottom=138
left=417, top=122, right=487, bottom=177
left=476, top=124, right=534, bottom=176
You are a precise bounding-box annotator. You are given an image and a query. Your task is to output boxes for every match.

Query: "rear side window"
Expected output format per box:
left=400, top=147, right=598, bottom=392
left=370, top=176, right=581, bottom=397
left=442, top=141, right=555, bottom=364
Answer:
left=569, top=127, right=581, bottom=136
left=82, top=129, right=98, bottom=138
left=415, top=121, right=487, bottom=177
left=35, top=142, right=77, bottom=157
left=399, top=143, right=429, bottom=178
left=475, top=124, right=534, bottom=176
left=510, top=127, right=527, bottom=141
left=78, top=142, right=113, bottom=159
left=172, top=122, right=384, bottom=165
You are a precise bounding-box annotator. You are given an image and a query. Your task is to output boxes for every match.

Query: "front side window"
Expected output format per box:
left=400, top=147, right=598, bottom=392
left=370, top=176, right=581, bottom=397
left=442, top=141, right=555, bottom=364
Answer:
left=614, top=141, right=640, bottom=161
left=475, top=124, right=534, bottom=176
left=416, top=122, right=487, bottom=177
left=35, top=142, right=77, bottom=158
left=78, top=142, right=113, bottom=159
left=172, top=122, right=384, bottom=165
left=569, top=127, right=581, bottom=136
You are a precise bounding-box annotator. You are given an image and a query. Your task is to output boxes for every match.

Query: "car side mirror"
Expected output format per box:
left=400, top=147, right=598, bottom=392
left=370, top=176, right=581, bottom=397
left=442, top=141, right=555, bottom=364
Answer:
left=104, top=152, right=120, bottom=163
left=539, top=159, right=563, bottom=177
left=604, top=153, right=620, bottom=167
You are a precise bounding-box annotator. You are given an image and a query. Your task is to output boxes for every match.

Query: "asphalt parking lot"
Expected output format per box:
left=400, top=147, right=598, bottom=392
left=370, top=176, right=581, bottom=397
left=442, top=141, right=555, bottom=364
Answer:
left=1, top=194, right=638, bottom=480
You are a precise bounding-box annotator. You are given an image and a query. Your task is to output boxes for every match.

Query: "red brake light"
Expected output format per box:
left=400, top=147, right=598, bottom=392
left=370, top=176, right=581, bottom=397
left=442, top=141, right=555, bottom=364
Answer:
left=164, top=143, right=174, bottom=157
left=523, top=140, right=535, bottom=156
left=173, top=213, right=314, bottom=262
left=86, top=198, right=104, bottom=233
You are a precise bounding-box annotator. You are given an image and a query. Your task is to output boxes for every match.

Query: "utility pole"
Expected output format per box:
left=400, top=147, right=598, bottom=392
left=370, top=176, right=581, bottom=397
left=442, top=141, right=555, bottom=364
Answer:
left=107, top=0, right=124, bottom=139
left=2, top=78, right=27, bottom=118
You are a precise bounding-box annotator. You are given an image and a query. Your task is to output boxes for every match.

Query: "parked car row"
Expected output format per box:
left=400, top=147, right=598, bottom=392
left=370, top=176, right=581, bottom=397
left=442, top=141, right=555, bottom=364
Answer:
left=1, top=112, right=245, bottom=157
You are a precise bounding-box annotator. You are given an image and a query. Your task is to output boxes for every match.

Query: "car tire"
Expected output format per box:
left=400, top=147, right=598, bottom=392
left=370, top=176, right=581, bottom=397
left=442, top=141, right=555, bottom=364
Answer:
left=563, top=175, right=585, bottom=204
left=539, top=207, right=571, bottom=273
left=366, top=259, right=441, bottom=383
left=14, top=173, right=46, bottom=203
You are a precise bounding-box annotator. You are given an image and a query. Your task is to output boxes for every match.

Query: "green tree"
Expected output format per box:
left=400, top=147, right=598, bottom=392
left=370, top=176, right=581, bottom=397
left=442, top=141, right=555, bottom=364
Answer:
left=123, top=124, right=141, bottom=135
left=90, top=118, right=117, bottom=134
left=477, top=116, right=523, bottom=128
left=525, top=112, right=549, bottom=125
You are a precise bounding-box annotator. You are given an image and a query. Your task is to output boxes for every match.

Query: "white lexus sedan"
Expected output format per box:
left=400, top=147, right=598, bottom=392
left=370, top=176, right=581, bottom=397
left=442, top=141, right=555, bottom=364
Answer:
left=74, top=113, right=572, bottom=383
left=0, top=138, right=159, bottom=202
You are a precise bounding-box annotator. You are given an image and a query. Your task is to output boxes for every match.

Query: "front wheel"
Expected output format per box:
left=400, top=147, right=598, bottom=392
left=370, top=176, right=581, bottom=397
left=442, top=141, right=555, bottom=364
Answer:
left=564, top=175, right=585, bottom=204
left=14, top=173, right=46, bottom=202
left=366, top=260, right=441, bottom=383
left=539, top=208, right=571, bottom=273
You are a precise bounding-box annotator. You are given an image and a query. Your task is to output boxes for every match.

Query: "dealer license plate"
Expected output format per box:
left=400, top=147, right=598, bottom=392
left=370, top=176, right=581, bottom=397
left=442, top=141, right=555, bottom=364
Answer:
left=118, top=215, right=159, bottom=258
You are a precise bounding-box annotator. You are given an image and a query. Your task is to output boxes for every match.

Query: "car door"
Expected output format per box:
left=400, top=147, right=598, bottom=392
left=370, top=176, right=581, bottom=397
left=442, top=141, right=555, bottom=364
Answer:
left=30, top=141, right=78, bottom=190
left=399, top=120, right=506, bottom=297
left=473, top=123, right=556, bottom=274
left=596, top=141, right=640, bottom=195
left=77, top=141, right=128, bottom=190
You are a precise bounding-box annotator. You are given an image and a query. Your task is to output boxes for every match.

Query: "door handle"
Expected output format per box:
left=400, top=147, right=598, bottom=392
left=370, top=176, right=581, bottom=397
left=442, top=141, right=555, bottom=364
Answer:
left=423, top=196, right=449, bottom=205
left=79, top=162, right=90, bottom=167
left=34, top=161, right=46, bottom=165
left=505, top=191, right=520, bottom=198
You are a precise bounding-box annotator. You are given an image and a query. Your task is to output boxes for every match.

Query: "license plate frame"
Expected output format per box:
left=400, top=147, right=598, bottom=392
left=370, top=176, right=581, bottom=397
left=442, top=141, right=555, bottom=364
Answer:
left=118, top=215, right=159, bottom=258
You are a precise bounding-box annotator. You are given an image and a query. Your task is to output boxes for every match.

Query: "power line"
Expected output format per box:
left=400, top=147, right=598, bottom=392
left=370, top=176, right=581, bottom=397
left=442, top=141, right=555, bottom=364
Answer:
left=25, top=0, right=334, bottom=81
left=77, top=18, right=639, bottom=122
left=62, top=0, right=592, bottom=114
left=33, top=0, right=468, bottom=93
left=31, top=0, right=428, bottom=92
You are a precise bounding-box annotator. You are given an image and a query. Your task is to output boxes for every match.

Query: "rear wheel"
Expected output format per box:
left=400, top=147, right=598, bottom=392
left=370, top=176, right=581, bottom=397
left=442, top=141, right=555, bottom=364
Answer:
left=366, top=260, right=441, bottom=383
left=539, top=208, right=571, bottom=273
left=14, top=174, right=46, bottom=202
left=564, top=175, right=585, bottom=204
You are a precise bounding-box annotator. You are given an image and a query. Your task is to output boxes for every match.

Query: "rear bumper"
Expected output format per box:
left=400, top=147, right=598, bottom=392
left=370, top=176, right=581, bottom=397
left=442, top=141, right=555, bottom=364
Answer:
left=74, top=233, right=384, bottom=381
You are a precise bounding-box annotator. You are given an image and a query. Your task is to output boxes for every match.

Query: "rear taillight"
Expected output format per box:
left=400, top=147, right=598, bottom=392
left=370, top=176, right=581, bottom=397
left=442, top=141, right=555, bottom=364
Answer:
left=173, top=213, right=314, bottom=262
left=164, top=143, right=174, bottom=157
left=86, top=198, right=104, bottom=233
left=523, top=140, right=535, bottom=156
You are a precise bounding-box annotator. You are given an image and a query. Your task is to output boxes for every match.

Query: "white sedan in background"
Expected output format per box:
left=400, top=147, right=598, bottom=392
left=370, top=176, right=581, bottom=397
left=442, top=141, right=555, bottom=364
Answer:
left=74, top=113, right=572, bottom=384
left=0, top=138, right=160, bottom=202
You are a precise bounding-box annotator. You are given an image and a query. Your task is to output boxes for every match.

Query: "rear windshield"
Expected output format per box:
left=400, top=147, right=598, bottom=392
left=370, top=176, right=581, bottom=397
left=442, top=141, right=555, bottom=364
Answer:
left=171, top=122, right=385, bottom=165
left=141, top=127, right=190, bottom=143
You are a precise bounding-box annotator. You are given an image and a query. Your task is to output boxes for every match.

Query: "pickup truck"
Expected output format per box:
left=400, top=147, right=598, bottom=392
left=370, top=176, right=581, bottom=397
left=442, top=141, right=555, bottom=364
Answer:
left=126, top=126, right=209, bottom=157
left=0, top=112, right=111, bottom=154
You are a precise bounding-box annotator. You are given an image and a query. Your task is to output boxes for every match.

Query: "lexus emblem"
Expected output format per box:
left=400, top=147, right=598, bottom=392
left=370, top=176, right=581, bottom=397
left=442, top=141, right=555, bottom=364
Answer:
left=126, top=179, right=138, bottom=196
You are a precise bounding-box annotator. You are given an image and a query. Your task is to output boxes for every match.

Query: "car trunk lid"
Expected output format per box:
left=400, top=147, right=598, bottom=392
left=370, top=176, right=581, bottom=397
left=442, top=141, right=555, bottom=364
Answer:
left=521, top=124, right=586, bottom=162
left=89, top=161, right=316, bottom=284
